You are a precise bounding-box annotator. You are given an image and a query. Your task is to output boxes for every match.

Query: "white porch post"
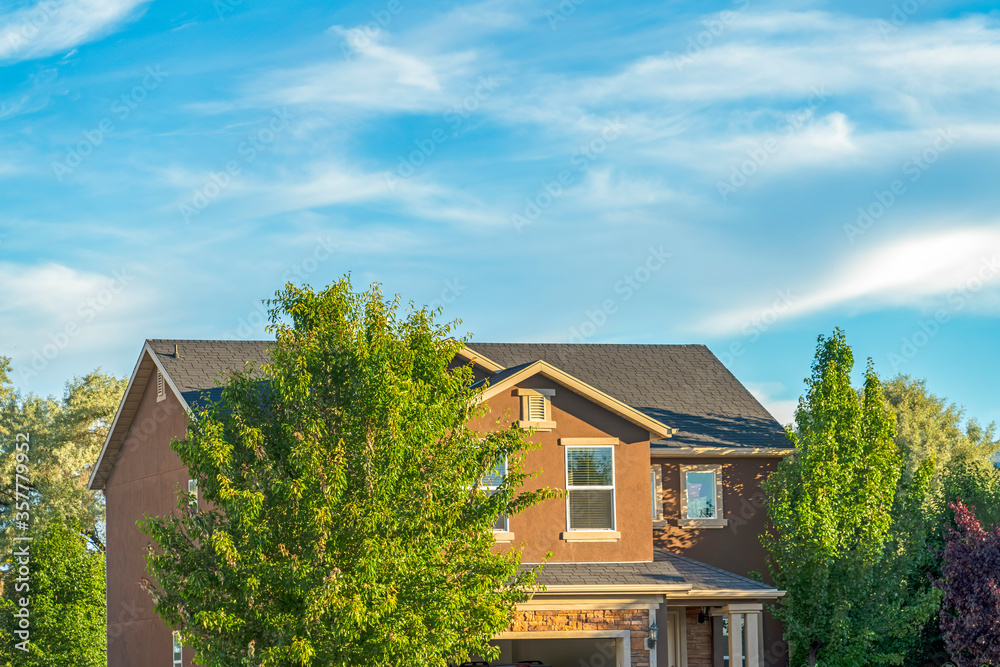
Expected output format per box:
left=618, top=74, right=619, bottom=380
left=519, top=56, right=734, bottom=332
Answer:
left=723, top=604, right=763, bottom=667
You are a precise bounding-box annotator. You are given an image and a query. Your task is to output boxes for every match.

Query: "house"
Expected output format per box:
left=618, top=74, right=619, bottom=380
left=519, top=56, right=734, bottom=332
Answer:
left=88, top=340, right=793, bottom=667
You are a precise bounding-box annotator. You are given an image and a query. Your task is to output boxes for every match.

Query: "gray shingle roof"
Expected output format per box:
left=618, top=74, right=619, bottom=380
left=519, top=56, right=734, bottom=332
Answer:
left=519, top=549, right=777, bottom=594
left=654, top=549, right=772, bottom=591
left=467, top=343, right=789, bottom=448
left=146, top=339, right=789, bottom=449
left=147, top=339, right=270, bottom=407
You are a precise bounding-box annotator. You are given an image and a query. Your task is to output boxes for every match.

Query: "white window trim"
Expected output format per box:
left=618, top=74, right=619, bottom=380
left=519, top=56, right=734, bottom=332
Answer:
left=172, top=631, right=183, bottom=667
left=516, top=387, right=556, bottom=431
left=564, top=444, right=617, bottom=535
left=651, top=464, right=666, bottom=526
left=188, top=478, right=199, bottom=513
left=679, top=464, right=727, bottom=529
left=482, top=458, right=513, bottom=542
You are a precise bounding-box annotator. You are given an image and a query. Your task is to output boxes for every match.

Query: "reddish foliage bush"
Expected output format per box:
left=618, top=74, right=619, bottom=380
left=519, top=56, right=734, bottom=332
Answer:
left=935, top=500, right=1000, bottom=667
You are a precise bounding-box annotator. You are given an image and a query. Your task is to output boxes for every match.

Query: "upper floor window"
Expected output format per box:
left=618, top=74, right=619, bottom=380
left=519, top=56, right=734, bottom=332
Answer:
left=679, top=464, right=727, bottom=528
left=565, top=446, right=615, bottom=531
left=188, top=478, right=199, bottom=513
left=516, top=388, right=556, bottom=431
left=172, top=631, right=183, bottom=667
left=481, top=458, right=508, bottom=533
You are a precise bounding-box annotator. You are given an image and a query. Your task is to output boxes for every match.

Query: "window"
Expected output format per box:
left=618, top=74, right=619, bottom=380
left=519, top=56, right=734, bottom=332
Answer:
left=516, top=388, right=556, bottom=431
left=172, top=631, right=183, bottom=667
left=679, top=464, right=726, bottom=528
left=566, top=446, right=615, bottom=530
left=188, top=478, right=198, bottom=512
left=651, top=465, right=664, bottom=524
left=156, top=371, right=165, bottom=402
left=481, top=458, right=508, bottom=532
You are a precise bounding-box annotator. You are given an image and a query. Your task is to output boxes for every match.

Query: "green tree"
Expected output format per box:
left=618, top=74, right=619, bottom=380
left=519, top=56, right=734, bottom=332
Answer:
left=882, top=375, right=1000, bottom=663
left=0, top=369, right=126, bottom=560
left=140, top=279, right=556, bottom=667
left=0, top=521, right=107, bottom=667
left=763, top=329, right=937, bottom=666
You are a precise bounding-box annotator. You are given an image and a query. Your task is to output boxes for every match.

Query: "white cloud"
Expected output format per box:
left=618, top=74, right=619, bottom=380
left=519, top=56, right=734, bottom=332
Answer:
left=745, top=381, right=798, bottom=427
left=250, top=27, right=477, bottom=114
left=698, top=227, right=1000, bottom=334
left=0, top=0, right=149, bottom=63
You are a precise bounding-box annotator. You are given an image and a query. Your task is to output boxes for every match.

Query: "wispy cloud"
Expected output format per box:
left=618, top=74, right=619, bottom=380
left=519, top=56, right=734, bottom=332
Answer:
left=698, top=227, right=1000, bottom=334
left=0, top=0, right=149, bottom=63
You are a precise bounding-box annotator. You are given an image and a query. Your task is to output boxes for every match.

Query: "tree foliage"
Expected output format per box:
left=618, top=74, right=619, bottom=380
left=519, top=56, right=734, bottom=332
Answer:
left=763, top=329, right=938, bottom=666
left=0, top=521, right=107, bottom=667
left=0, top=369, right=126, bottom=559
left=140, top=279, right=557, bottom=667
left=935, top=501, right=1000, bottom=667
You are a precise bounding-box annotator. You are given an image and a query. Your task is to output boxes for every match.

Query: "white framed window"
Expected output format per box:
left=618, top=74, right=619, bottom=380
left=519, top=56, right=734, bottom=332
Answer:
left=516, top=388, right=556, bottom=431
left=188, top=478, right=198, bottom=512
left=651, top=465, right=665, bottom=524
left=565, top=446, right=616, bottom=531
left=679, top=464, right=727, bottom=528
left=156, top=371, right=166, bottom=402
left=481, top=458, right=508, bottom=533
left=172, top=631, right=183, bottom=667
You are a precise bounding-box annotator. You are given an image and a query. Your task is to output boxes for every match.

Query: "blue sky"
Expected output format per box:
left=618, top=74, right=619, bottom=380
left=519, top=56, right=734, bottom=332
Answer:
left=2, top=0, right=999, bottom=428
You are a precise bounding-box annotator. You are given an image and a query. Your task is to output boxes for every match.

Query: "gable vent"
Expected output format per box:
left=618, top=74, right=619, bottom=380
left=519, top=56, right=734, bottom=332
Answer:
left=156, top=371, right=165, bottom=402
left=527, top=394, right=547, bottom=421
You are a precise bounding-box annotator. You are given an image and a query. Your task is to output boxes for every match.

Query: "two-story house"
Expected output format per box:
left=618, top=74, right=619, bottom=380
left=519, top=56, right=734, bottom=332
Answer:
left=88, top=340, right=793, bottom=667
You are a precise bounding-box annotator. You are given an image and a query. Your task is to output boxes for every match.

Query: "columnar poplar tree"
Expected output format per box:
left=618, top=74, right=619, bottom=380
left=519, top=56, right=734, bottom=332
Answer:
left=763, top=329, right=937, bottom=666
left=936, top=501, right=1000, bottom=667
left=140, top=279, right=556, bottom=667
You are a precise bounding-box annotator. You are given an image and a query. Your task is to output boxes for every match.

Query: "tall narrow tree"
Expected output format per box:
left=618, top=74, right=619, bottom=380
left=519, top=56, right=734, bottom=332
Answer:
left=763, top=329, right=936, bottom=666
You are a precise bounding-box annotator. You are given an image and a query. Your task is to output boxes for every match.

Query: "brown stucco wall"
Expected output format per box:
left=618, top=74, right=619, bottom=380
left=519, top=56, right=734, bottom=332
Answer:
left=472, top=373, right=653, bottom=563
left=654, top=457, right=787, bottom=667
left=104, top=368, right=194, bottom=667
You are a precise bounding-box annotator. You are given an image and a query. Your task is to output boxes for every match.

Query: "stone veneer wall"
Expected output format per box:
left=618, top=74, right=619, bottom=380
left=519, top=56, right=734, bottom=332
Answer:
left=509, top=609, right=652, bottom=667
left=685, top=608, right=713, bottom=667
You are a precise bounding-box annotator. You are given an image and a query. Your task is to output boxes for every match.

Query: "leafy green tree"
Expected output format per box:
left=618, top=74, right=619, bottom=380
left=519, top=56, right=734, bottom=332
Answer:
left=0, top=521, right=106, bottom=667
left=0, top=369, right=126, bottom=560
left=763, top=329, right=937, bottom=666
left=881, top=375, right=1000, bottom=664
left=140, top=279, right=556, bottom=667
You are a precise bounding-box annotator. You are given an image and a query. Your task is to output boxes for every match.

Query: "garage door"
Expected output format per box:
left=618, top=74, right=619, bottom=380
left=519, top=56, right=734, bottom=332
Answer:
left=491, top=638, right=618, bottom=667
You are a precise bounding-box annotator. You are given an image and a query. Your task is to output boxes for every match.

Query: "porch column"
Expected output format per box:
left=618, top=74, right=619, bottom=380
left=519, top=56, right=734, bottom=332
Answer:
left=722, top=603, right=763, bottom=667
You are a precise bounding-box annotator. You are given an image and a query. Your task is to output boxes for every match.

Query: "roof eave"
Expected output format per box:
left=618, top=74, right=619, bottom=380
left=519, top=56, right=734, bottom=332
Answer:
left=479, top=360, right=675, bottom=439
left=86, top=342, right=192, bottom=491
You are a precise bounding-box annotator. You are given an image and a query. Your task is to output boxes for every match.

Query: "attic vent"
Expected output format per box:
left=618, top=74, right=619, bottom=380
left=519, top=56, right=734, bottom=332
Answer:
left=527, top=395, right=547, bottom=421
left=516, top=388, right=556, bottom=431
left=156, top=371, right=165, bottom=402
